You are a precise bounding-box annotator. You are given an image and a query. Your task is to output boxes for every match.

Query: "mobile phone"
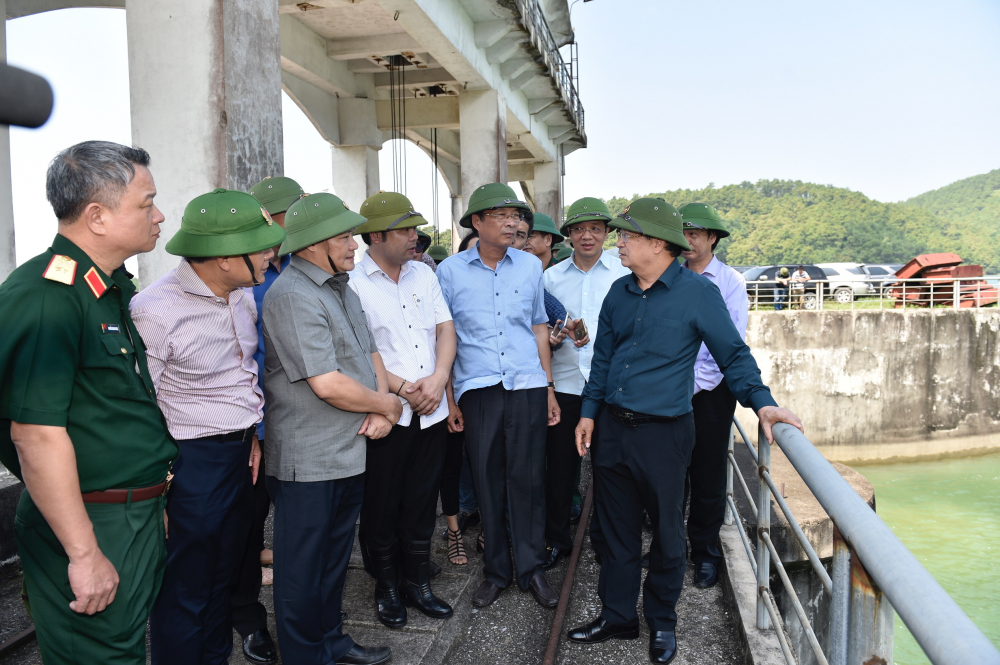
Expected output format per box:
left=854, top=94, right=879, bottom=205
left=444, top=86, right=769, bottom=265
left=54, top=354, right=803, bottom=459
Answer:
left=552, top=319, right=565, bottom=337
left=574, top=318, right=588, bottom=341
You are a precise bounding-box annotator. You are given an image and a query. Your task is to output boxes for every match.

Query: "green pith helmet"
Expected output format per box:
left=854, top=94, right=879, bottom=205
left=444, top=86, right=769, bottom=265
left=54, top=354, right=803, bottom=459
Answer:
left=610, top=198, right=691, bottom=251
left=562, top=197, right=612, bottom=235
left=416, top=230, right=432, bottom=243
left=249, top=176, right=304, bottom=215
left=166, top=188, right=287, bottom=257
left=555, top=245, right=573, bottom=262
left=678, top=202, right=730, bottom=239
left=427, top=245, right=449, bottom=262
left=279, top=192, right=367, bottom=256
left=356, top=191, right=428, bottom=234
left=780, top=267, right=790, bottom=277
left=531, top=213, right=564, bottom=240
left=459, top=183, right=533, bottom=228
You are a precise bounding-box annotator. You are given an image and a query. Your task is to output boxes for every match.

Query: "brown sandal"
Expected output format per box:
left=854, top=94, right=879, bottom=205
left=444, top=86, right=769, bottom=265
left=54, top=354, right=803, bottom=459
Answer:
left=447, top=527, right=468, bottom=565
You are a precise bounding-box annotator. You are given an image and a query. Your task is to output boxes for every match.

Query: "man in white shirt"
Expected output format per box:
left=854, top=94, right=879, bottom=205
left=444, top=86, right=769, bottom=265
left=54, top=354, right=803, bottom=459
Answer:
left=349, top=192, right=457, bottom=628
left=678, top=202, right=748, bottom=588
left=541, top=197, right=630, bottom=569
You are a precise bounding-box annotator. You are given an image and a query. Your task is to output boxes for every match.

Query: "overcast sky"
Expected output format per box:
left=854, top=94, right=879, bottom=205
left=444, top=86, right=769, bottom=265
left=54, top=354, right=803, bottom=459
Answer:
left=7, top=1, right=1000, bottom=265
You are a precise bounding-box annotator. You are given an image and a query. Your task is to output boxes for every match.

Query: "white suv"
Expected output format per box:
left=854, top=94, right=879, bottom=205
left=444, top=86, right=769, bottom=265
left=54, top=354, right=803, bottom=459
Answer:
left=815, top=263, right=875, bottom=303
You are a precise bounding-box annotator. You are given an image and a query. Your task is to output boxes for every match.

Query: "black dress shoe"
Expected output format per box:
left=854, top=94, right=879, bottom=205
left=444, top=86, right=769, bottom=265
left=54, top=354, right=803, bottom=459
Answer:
left=471, top=580, right=503, bottom=607
left=400, top=540, right=453, bottom=619
left=694, top=561, right=718, bottom=588
left=650, top=630, right=677, bottom=663
left=542, top=546, right=570, bottom=570
left=335, top=644, right=392, bottom=665
left=567, top=617, right=640, bottom=644
left=528, top=571, right=559, bottom=608
left=242, top=629, right=277, bottom=664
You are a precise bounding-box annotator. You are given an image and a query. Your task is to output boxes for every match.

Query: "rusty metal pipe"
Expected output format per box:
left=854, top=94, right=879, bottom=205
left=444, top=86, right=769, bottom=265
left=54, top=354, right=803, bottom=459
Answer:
left=761, top=467, right=833, bottom=593
left=762, top=530, right=830, bottom=665
left=756, top=423, right=771, bottom=630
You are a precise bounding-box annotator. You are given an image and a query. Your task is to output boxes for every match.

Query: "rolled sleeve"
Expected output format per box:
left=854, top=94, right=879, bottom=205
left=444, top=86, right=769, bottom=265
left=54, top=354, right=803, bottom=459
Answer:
left=264, top=292, right=339, bottom=382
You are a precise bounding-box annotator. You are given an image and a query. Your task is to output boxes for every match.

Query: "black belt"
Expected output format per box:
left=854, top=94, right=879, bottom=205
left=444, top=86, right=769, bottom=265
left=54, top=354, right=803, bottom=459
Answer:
left=606, top=404, right=680, bottom=428
left=203, top=425, right=257, bottom=443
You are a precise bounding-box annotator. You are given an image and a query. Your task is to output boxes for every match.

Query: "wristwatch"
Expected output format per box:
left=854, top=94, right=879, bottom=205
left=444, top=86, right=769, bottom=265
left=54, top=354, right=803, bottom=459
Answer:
left=547, top=381, right=555, bottom=389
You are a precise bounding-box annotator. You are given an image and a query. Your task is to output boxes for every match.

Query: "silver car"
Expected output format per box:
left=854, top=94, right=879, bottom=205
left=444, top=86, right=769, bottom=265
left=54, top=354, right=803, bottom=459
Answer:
left=816, top=263, right=875, bottom=303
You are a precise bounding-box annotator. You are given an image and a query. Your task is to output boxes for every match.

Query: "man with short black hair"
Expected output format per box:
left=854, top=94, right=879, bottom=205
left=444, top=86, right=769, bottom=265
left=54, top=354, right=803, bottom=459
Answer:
left=0, top=140, right=177, bottom=665
left=523, top=213, right=563, bottom=268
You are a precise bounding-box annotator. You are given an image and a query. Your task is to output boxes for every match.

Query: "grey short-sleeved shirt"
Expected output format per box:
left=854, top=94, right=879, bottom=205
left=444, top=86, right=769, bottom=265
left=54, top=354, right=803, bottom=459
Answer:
left=262, top=255, right=378, bottom=482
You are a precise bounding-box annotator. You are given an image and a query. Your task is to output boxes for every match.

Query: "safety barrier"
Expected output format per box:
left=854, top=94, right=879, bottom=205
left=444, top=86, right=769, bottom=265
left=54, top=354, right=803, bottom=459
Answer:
left=747, top=275, right=1000, bottom=311
left=726, top=417, right=1000, bottom=664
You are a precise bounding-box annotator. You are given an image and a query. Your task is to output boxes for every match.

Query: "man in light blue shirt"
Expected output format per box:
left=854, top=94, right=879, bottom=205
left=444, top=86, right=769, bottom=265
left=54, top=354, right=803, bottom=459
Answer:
left=678, top=202, right=748, bottom=589
left=436, top=183, right=561, bottom=610
left=542, top=197, right=629, bottom=569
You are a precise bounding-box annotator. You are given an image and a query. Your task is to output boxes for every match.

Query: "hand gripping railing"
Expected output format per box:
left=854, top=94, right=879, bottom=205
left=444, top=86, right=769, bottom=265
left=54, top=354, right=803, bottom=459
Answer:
left=726, top=418, right=1000, bottom=665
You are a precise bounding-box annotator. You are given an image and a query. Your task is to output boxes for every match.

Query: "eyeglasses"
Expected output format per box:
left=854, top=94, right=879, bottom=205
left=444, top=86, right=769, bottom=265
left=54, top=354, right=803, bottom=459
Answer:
left=612, top=230, right=644, bottom=244
left=483, top=211, right=525, bottom=224
left=568, top=225, right=607, bottom=237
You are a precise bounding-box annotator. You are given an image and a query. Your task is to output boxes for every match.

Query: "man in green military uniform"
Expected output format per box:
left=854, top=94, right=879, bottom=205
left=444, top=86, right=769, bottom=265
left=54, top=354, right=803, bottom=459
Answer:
left=0, top=140, right=178, bottom=664
left=523, top=213, right=564, bottom=269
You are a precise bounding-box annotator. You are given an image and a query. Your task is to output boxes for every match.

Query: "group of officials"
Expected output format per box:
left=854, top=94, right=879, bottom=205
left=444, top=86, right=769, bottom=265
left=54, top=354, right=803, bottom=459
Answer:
left=0, top=140, right=802, bottom=665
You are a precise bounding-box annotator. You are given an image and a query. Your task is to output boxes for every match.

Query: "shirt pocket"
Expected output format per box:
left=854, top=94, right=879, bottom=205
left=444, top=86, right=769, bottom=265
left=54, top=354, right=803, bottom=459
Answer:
left=86, top=335, right=139, bottom=397
left=642, top=316, right=682, bottom=359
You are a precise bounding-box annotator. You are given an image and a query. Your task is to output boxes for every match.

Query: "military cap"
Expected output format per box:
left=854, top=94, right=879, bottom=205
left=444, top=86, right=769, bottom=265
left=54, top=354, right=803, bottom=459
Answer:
left=531, top=213, right=564, bottom=240
left=610, top=198, right=691, bottom=251
left=555, top=245, right=573, bottom=262
left=427, top=245, right=450, bottom=262
left=561, top=197, right=612, bottom=235
left=249, top=176, right=304, bottom=215
left=279, top=192, right=367, bottom=256
left=165, top=188, right=287, bottom=257
left=416, top=230, right=432, bottom=243
left=678, top=202, right=730, bottom=239
left=459, top=183, right=533, bottom=228
left=356, top=191, right=428, bottom=234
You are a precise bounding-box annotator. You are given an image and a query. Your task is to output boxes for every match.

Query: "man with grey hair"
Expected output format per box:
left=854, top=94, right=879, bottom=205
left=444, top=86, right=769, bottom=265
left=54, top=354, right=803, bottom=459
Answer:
left=0, top=141, right=177, bottom=664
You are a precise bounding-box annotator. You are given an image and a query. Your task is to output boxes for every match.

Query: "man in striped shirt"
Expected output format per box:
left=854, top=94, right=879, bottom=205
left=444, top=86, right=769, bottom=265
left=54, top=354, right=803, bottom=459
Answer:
left=349, top=192, right=456, bottom=628
left=132, top=189, right=285, bottom=665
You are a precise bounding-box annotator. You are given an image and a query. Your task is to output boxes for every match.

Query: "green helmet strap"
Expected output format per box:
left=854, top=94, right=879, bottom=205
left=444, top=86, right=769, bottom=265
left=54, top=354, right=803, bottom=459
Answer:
left=242, top=254, right=261, bottom=287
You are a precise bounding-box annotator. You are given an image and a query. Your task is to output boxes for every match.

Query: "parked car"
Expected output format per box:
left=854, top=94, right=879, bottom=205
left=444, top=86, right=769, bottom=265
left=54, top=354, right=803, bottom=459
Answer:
left=863, top=264, right=904, bottom=295
left=815, top=263, right=875, bottom=302
left=743, top=264, right=827, bottom=309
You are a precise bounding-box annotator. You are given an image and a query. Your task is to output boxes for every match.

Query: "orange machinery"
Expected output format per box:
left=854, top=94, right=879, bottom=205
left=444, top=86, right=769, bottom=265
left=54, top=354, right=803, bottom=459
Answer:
left=890, top=253, right=998, bottom=308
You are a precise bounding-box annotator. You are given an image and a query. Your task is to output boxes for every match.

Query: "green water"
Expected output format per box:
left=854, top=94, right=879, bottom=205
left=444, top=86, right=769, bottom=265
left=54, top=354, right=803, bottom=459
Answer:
left=853, top=453, right=1000, bottom=664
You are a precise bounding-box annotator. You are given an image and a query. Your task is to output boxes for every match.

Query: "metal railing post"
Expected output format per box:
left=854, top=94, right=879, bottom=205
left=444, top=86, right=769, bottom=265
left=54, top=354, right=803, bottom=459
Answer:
left=830, top=526, right=851, bottom=665
left=756, top=423, right=771, bottom=630
left=724, top=424, right=735, bottom=526
left=953, top=279, right=960, bottom=309
left=847, top=541, right=895, bottom=664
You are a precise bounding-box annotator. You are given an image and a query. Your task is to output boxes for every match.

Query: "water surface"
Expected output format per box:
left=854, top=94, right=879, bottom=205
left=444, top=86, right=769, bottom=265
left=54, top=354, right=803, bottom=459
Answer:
left=853, top=452, right=1000, bottom=664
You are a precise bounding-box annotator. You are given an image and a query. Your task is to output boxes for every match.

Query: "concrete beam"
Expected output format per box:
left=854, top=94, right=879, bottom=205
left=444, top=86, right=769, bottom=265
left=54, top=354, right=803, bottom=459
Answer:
left=527, top=96, right=559, bottom=114
left=508, top=162, right=534, bottom=182
left=0, top=0, right=15, bottom=280
left=499, top=58, right=533, bottom=80
left=533, top=159, right=561, bottom=224
left=128, top=0, right=283, bottom=285
left=281, top=72, right=340, bottom=145
left=5, top=0, right=123, bottom=18
left=332, top=144, right=379, bottom=211
left=485, top=36, right=523, bottom=65
left=548, top=124, right=574, bottom=140
left=533, top=104, right=564, bottom=124
left=474, top=20, right=515, bottom=48
left=327, top=33, right=423, bottom=60
left=507, top=149, right=535, bottom=163
left=375, top=96, right=459, bottom=130
left=278, top=0, right=370, bottom=13
left=459, top=89, right=506, bottom=210
left=280, top=14, right=361, bottom=98
left=407, top=127, right=461, bottom=165
left=509, top=70, right=539, bottom=92
left=339, top=97, right=381, bottom=147
left=374, top=67, right=458, bottom=90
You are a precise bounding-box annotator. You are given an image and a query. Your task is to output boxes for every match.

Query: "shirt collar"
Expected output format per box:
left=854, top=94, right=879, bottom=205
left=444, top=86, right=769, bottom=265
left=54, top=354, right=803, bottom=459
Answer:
left=267, top=254, right=290, bottom=275
left=360, top=252, right=411, bottom=279
left=566, top=249, right=615, bottom=275
left=50, top=234, right=134, bottom=298
left=683, top=254, right=721, bottom=277
left=289, top=254, right=343, bottom=287
left=176, top=259, right=219, bottom=298
left=463, top=243, right=514, bottom=268
left=626, top=258, right=681, bottom=294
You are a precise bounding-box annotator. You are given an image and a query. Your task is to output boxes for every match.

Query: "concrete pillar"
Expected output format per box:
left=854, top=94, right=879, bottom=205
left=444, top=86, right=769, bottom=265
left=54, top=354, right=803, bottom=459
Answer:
left=532, top=159, right=562, bottom=225
left=451, top=193, right=464, bottom=253
left=458, top=90, right=507, bottom=213
left=331, top=145, right=380, bottom=211
left=127, top=0, right=283, bottom=286
left=0, top=0, right=16, bottom=280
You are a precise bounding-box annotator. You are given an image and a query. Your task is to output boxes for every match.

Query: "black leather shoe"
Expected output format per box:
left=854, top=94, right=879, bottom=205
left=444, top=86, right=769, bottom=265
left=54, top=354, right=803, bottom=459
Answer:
left=400, top=540, right=453, bottom=619
left=528, top=571, right=559, bottom=608
left=335, top=644, right=392, bottom=665
left=641, top=551, right=650, bottom=569
left=471, top=580, right=503, bottom=607
left=650, top=630, right=677, bottom=663
left=694, top=561, right=718, bottom=588
left=242, top=629, right=277, bottom=664
left=567, top=617, right=640, bottom=644
left=542, top=546, right=570, bottom=570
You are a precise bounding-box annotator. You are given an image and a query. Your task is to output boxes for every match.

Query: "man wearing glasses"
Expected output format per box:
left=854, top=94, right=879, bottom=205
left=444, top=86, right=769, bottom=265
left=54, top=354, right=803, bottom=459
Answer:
left=540, top=198, right=628, bottom=570
left=436, top=183, right=562, bottom=610
left=567, top=198, right=803, bottom=663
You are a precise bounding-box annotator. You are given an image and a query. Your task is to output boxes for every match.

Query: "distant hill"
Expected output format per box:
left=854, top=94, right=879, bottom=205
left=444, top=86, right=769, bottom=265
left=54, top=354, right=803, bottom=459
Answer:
left=598, top=175, right=999, bottom=272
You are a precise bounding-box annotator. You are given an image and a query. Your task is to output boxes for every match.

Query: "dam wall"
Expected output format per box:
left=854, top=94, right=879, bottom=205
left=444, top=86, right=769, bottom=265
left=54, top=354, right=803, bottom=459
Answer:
left=737, top=308, right=1000, bottom=462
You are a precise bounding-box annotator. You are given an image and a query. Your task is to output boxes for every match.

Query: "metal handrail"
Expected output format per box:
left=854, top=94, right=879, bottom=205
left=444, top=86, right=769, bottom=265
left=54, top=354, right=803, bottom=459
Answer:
left=726, top=418, right=1000, bottom=665
left=512, top=0, right=585, bottom=135
left=746, top=275, right=1000, bottom=311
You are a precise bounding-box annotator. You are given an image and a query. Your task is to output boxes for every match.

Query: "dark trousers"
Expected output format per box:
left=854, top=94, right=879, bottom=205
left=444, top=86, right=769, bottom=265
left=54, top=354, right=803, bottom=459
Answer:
left=461, top=383, right=547, bottom=590
left=440, top=429, right=464, bottom=516
left=232, top=454, right=271, bottom=637
left=686, top=383, right=738, bottom=566
left=593, top=408, right=695, bottom=632
left=266, top=473, right=364, bottom=665
left=360, top=419, right=447, bottom=550
left=150, top=435, right=254, bottom=665
left=545, top=392, right=582, bottom=551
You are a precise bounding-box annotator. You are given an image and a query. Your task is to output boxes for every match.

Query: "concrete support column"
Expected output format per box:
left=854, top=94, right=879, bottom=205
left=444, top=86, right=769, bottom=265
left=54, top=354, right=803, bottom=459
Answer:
left=458, top=90, right=507, bottom=213
left=532, top=159, right=562, bottom=225
left=0, top=0, right=16, bottom=280
left=127, top=0, right=283, bottom=286
left=450, top=193, right=463, bottom=253
left=331, top=145, right=380, bottom=211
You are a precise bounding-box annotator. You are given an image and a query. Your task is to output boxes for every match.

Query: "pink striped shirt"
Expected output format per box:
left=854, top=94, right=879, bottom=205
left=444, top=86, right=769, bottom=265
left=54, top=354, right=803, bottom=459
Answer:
left=130, top=260, right=264, bottom=440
